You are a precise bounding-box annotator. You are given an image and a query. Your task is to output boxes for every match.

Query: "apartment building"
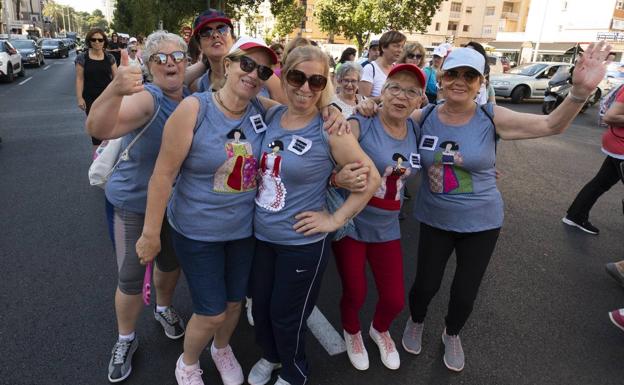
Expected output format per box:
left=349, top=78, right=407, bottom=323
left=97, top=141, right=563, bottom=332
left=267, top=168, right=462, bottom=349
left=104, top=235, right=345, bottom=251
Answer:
left=1, top=0, right=45, bottom=36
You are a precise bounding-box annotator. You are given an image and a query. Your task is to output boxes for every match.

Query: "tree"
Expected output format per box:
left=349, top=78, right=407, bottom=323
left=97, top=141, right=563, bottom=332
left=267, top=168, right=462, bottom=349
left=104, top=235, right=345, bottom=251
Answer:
left=315, top=0, right=443, bottom=54
left=271, top=1, right=305, bottom=38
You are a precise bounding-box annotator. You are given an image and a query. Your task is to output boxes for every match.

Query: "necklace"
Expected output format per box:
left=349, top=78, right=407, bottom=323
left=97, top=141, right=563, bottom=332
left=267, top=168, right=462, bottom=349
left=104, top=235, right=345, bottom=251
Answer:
left=215, top=91, right=246, bottom=115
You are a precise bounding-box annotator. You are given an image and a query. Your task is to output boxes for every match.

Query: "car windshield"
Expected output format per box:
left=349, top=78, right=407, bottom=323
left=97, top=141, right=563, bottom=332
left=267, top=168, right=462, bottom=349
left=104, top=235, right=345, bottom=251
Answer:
left=0, top=41, right=6, bottom=52
left=509, top=63, right=548, bottom=76
left=42, top=39, right=58, bottom=46
left=11, top=40, right=34, bottom=48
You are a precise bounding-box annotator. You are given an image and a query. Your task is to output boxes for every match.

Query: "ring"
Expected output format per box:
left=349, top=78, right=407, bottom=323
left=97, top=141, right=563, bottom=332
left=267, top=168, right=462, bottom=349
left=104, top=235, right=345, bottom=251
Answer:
left=357, top=175, right=363, bottom=181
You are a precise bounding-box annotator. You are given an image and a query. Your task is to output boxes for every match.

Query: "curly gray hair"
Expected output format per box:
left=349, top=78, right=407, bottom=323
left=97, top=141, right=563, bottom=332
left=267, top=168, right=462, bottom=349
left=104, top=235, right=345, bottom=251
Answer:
left=142, top=30, right=188, bottom=79
left=335, top=61, right=362, bottom=82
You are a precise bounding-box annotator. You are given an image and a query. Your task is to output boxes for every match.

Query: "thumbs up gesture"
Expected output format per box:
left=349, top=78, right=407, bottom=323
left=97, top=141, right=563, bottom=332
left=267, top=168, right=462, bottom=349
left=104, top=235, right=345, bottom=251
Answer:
left=113, top=49, right=144, bottom=96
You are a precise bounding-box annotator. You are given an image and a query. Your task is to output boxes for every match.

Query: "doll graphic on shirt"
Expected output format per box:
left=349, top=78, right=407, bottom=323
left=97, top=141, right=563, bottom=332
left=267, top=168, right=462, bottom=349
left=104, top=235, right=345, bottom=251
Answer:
left=428, top=141, right=473, bottom=194
left=369, top=153, right=412, bottom=211
left=255, top=140, right=287, bottom=212
left=214, top=128, right=258, bottom=193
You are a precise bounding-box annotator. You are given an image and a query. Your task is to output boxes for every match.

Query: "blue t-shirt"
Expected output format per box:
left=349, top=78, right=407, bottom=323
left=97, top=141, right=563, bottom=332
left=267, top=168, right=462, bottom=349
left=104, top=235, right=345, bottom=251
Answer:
left=167, top=92, right=266, bottom=242
left=424, top=66, right=438, bottom=95
left=197, top=70, right=270, bottom=98
left=346, top=114, right=420, bottom=242
left=105, top=84, right=190, bottom=213
left=414, top=103, right=503, bottom=232
left=254, top=105, right=334, bottom=245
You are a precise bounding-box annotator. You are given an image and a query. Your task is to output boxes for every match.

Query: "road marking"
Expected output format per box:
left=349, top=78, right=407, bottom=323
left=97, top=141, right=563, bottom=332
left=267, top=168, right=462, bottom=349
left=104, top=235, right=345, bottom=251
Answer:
left=19, top=77, right=32, bottom=85
left=43, top=65, right=51, bottom=70
left=307, top=306, right=346, bottom=356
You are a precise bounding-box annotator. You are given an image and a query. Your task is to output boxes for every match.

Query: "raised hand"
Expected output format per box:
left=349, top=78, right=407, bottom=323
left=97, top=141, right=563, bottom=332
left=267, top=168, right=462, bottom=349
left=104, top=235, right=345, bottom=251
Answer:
left=571, top=40, right=612, bottom=96
left=112, top=49, right=144, bottom=96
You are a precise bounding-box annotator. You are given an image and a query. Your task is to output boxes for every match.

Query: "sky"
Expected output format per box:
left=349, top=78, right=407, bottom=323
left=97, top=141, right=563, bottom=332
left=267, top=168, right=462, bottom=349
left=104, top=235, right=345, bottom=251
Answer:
left=55, top=0, right=106, bottom=13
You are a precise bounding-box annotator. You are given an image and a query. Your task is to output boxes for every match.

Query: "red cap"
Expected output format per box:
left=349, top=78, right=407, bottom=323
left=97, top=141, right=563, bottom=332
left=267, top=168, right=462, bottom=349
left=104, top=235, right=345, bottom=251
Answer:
left=192, top=9, right=233, bottom=37
left=388, top=63, right=426, bottom=88
left=230, top=37, right=278, bottom=64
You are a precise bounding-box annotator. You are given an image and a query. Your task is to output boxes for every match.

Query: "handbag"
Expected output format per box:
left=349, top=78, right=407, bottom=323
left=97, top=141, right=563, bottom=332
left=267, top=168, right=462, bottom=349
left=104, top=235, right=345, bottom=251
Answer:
left=88, top=104, right=161, bottom=188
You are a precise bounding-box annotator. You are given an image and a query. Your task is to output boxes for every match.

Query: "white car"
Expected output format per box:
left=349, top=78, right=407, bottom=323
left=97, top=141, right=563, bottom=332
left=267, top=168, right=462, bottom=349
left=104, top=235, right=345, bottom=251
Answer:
left=490, top=62, right=572, bottom=103
left=0, top=40, right=25, bottom=82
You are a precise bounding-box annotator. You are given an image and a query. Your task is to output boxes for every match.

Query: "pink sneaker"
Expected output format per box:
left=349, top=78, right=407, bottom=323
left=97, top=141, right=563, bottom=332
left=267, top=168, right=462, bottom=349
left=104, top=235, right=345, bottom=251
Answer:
left=609, top=309, right=624, bottom=332
left=211, top=344, right=244, bottom=385
left=175, top=355, right=204, bottom=385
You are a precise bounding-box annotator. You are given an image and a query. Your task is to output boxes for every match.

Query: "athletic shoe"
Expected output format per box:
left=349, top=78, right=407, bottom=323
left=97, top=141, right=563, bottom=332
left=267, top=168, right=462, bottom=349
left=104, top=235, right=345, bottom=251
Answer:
left=369, top=324, right=400, bottom=370
left=344, top=330, right=369, bottom=370
left=246, top=297, right=255, bottom=326
left=609, top=309, right=624, bottom=332
left=441, top=329, right=464, bottom=372
left=274, top=376, right=291, bottom=385
left=605, top=263, right=624, bottom=287
left=561, top=216, right=599, bottom=235
left=401, top=318, right=424, bottom=355
left=107, top=337, right=138, bottom=383
left=154, top=306, right=185, bottom=339
left=211, top=344, right=244, bottom=385
left=175, top=355, right=204, bottom=385
left=248, top=358, right=282, bottom=385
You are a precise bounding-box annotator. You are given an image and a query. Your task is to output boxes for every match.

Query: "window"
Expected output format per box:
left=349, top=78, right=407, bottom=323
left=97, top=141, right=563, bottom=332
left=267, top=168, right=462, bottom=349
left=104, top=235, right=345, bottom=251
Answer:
left=450, top=2, right=462, bottom=12
left=482, top=25, right=492, bottom=34
left=618, top=0, right=624, bottom=9
left=466, top=6, right=473, bottom=13
left=463, top=25, right=470, bottom=32
left=435, top=22, right=441, bottom=31
left=448, top=21, right=459, bottom=31
left=485, top=6, right=495, bottom=16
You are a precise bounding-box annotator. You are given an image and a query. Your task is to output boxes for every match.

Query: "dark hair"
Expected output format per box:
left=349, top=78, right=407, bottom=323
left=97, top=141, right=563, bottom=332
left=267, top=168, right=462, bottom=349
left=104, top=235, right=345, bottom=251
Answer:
left=379, top=31, right=406, bottom=56
left=465, top=41, right=490, bottom=76
left=85, top=28, right=108, bottom=49
left=227, top=128, right=246, bottom=139
left=440, top=141, right=459, bottom=151
left=338, top=47, right=357, bottom=64
left=270, top=43, right=284, bottom=53
left=268, top=140, right=284, bottom=150
left=392, top=153, right=408, bottom=162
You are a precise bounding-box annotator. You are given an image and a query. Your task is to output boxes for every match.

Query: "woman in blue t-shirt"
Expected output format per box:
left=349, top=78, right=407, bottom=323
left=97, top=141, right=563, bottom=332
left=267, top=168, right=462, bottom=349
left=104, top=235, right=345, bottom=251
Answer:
left=249, top=45, right=380, bottom=385
left=400, top=44, right=611, bottom=373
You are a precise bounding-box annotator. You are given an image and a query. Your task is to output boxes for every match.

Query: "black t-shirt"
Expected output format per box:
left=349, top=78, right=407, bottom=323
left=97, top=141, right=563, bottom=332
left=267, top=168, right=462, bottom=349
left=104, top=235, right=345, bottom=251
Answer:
left=108, top=41, right=121, bottom=66
left=75, top=52, right=115, bottom=100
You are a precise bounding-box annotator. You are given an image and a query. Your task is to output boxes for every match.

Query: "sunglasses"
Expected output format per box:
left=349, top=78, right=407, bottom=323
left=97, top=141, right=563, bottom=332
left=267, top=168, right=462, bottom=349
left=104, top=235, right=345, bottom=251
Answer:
left=233, top=55, right=274, bottom=81
left=149, top=51, right=186, bottom=65
left=90, top=38, right=104, bottom=43
left=285, top=69, right=328, bottom=92
left=406, top=53, right=423, bottom=60
left=199, top=24, right=230, bottom=38
left=340, top=79, right=358, bottom=85
left=442, top=69, right=481, bottom=83
left=384, top=83, right=423, bottom=99
left=130, top=49, right=138, bottom=53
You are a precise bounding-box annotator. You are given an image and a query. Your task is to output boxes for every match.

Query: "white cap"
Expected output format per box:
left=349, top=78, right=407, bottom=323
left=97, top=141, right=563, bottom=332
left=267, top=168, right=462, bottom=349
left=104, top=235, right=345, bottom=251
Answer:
left=433, top=45, right=447, bottom=58
left=229, top=36, right=278, bottom=64
left=441, top=47, right=485, bottom=75
left=128, top=37, right=137, bottom=45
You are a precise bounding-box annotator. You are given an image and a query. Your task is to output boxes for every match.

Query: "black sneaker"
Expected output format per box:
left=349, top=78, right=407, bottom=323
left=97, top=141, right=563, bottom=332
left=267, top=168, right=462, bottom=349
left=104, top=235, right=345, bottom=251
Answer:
left=108, top=337, right=138, bottom=383
left=561, top=216, right=599, bottom=235
left=154, top=306, right=185, bottom=339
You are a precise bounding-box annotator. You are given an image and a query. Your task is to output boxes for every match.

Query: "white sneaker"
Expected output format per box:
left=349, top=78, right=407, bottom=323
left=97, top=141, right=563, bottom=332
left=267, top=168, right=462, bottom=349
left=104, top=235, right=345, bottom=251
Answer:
left=369, top=324, right=400, bottom=370
left=175, top=354, right=205, bottom=385
left=210, top=344, right=244, bottom=385
left=274, top=376, right=291, bottom=385
left=248, top=358, right=282, bottom=385
left=246, top=297, right=255, bottom=326
left=343, top=330, right=369, bottom=370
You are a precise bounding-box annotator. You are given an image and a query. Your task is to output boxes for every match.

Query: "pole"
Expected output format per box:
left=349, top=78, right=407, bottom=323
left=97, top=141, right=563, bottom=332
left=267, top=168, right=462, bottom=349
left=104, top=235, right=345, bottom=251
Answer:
left=67, top=7, right=72, bottom=32
left=532, top=0, right=549, bottom=62
left=61, top=6, right=66, bottom=34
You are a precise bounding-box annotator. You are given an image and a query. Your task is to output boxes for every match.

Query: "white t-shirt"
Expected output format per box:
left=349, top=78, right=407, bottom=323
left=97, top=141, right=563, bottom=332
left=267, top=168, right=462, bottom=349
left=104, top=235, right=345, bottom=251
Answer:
left=360, top=61, right=387, bottom=97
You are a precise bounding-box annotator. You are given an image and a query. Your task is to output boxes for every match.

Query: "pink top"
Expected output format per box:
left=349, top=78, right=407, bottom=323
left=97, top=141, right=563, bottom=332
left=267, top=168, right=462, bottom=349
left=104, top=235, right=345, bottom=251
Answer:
left=602, top=87, right=624, bottom=159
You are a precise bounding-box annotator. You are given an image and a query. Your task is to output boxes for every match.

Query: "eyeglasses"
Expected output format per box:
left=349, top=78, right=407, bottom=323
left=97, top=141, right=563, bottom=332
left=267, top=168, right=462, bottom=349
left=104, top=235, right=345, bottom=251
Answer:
left=199, top=24, right=230, bottom=38
left=384, top=83, right=423, bottom=99
left=149, top=51, right=186, bottom=64
left=130, top=49, right=138, bottom=53
left=406, top=53, right=423, bottom=60
left=90, top=38, right=104, bottom=43
left=285, top=69, right=328, bottom=92
left=340, top=79, right=358, bottom=85
left=442, top=69, right=481, bottom=83
left=234, top=55, right=274, bottom=81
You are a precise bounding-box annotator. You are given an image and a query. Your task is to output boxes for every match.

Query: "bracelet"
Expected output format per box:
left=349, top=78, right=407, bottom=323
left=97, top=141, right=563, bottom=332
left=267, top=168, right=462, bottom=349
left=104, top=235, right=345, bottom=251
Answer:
left=567, top=90, right=589, bottom=104
left=327, top=102, right=343, bottom=113
left=329, top=171, right=338, bottom=188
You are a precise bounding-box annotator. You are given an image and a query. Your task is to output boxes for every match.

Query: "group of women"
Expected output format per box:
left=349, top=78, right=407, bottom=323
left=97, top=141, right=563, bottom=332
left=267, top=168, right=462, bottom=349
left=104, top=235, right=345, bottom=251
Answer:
left=80, top=8, right=611, bottom=385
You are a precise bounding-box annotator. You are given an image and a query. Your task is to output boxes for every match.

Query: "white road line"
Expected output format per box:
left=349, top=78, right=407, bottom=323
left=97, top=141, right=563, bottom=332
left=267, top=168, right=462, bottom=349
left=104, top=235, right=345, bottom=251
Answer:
left=307, top=306, right=346, bottom=356
left=43, top=65, right=51, bottom=70
left=19, top=77, right=32, bottom=85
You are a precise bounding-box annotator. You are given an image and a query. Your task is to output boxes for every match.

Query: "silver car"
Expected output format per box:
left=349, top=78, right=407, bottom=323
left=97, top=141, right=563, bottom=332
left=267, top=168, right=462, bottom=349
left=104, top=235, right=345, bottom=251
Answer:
left=490, top=62, right=572, bottom=103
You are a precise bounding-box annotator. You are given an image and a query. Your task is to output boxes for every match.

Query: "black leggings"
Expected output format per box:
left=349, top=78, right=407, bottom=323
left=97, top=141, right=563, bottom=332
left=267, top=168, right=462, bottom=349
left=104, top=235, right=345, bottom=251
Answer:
left=409, top=223, right=500, bottom=335
left=566, top=155, right=624, bottom=222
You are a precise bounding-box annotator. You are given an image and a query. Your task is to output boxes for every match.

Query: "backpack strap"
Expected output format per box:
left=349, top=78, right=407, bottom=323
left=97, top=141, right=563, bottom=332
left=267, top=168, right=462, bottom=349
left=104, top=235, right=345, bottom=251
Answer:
left=419, top=103, right=436, bottom=126
left=364, top=61, right=376, bottom=79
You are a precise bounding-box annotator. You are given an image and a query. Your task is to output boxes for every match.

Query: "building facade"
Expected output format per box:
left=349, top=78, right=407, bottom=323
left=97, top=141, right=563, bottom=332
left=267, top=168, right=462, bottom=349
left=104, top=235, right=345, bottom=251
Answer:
left=1, top=0, right=45, bottom=36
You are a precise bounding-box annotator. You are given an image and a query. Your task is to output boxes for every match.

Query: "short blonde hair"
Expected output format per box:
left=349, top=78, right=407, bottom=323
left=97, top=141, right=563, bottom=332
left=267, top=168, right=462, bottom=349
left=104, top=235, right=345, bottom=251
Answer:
left=281, top=45, right=334, bottom=109
left=399, top=42, right=426, bottom=68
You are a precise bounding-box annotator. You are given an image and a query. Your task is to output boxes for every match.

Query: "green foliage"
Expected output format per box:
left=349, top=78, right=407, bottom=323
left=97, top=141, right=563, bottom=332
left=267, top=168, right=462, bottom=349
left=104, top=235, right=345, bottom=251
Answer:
left=272, top=1, right=305, bottom=38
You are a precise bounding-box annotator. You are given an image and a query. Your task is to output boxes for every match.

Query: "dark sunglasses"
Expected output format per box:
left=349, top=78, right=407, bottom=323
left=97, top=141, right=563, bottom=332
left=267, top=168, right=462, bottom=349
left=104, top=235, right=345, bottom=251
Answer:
left=285, top=69, right=328, bottom=92
left=406, top=53, right=423, bottom=60
left=443, top=69, right=481, bottom=83
left=234, top=55, right=274, bottom=81
left=130, top=49, right=138, bottom=53
left=149, top=51, right=186, bottom=65
left=199, top=24, right=230, bottom=38
left=90, top=38, right=104, bottom=43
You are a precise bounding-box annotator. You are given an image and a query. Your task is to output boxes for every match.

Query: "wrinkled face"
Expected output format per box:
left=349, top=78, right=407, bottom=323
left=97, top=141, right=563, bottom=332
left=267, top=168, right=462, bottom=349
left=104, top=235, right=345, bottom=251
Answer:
left=368, top=46, right=380, bottom=61
left=224, top=49, right=273, bottom=99
left=440, top=66, right=483, bottom=104
left=383, top=41, right=405, bottom=62
left=149, top=41, right=186, bottom=93
left=284, top=60, right=326, bottom=112
left=198, top=21, right=234, bottom=59
left=380, top=72, right=423, bottom=120
left=338, top=70, right=359, bottom=96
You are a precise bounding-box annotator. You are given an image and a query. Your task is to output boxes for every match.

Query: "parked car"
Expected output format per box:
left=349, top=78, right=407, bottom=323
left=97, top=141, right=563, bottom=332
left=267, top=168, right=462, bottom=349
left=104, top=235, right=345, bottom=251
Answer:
left=490, top=62, right=573, bottom=103
left=0, top=39, right=25, bottom=82
left=41, top=39, right=69, bottom=58
left=11, top=38, right=44, bottom=67
left=487, top=56, right=510, bottom=74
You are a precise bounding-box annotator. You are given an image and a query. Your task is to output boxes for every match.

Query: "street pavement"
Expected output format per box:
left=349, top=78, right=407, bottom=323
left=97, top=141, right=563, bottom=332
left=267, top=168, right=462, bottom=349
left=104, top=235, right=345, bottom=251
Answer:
left=1, top=57, right=623, bottom=385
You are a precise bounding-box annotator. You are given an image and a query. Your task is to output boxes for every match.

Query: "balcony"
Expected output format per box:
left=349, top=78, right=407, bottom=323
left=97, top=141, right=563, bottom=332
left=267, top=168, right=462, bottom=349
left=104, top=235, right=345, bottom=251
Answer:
left=449, top=11, right=462, bottom=19
left=501, top=11, right=519, bottom=20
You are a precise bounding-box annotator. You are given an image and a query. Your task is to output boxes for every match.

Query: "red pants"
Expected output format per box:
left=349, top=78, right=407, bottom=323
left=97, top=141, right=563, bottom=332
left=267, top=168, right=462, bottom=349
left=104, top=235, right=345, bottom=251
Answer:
left=332, top=236, right=404, bottom=334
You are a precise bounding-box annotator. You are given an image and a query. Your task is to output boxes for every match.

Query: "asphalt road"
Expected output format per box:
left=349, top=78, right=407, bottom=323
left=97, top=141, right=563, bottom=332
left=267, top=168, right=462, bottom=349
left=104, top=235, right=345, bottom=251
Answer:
left=1, top=57, right=623, bottom=385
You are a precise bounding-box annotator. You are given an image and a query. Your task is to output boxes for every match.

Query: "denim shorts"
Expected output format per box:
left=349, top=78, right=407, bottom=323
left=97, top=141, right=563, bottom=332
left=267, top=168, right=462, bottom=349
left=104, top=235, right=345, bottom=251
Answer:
left=170, top=227, right=255, bottom=316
